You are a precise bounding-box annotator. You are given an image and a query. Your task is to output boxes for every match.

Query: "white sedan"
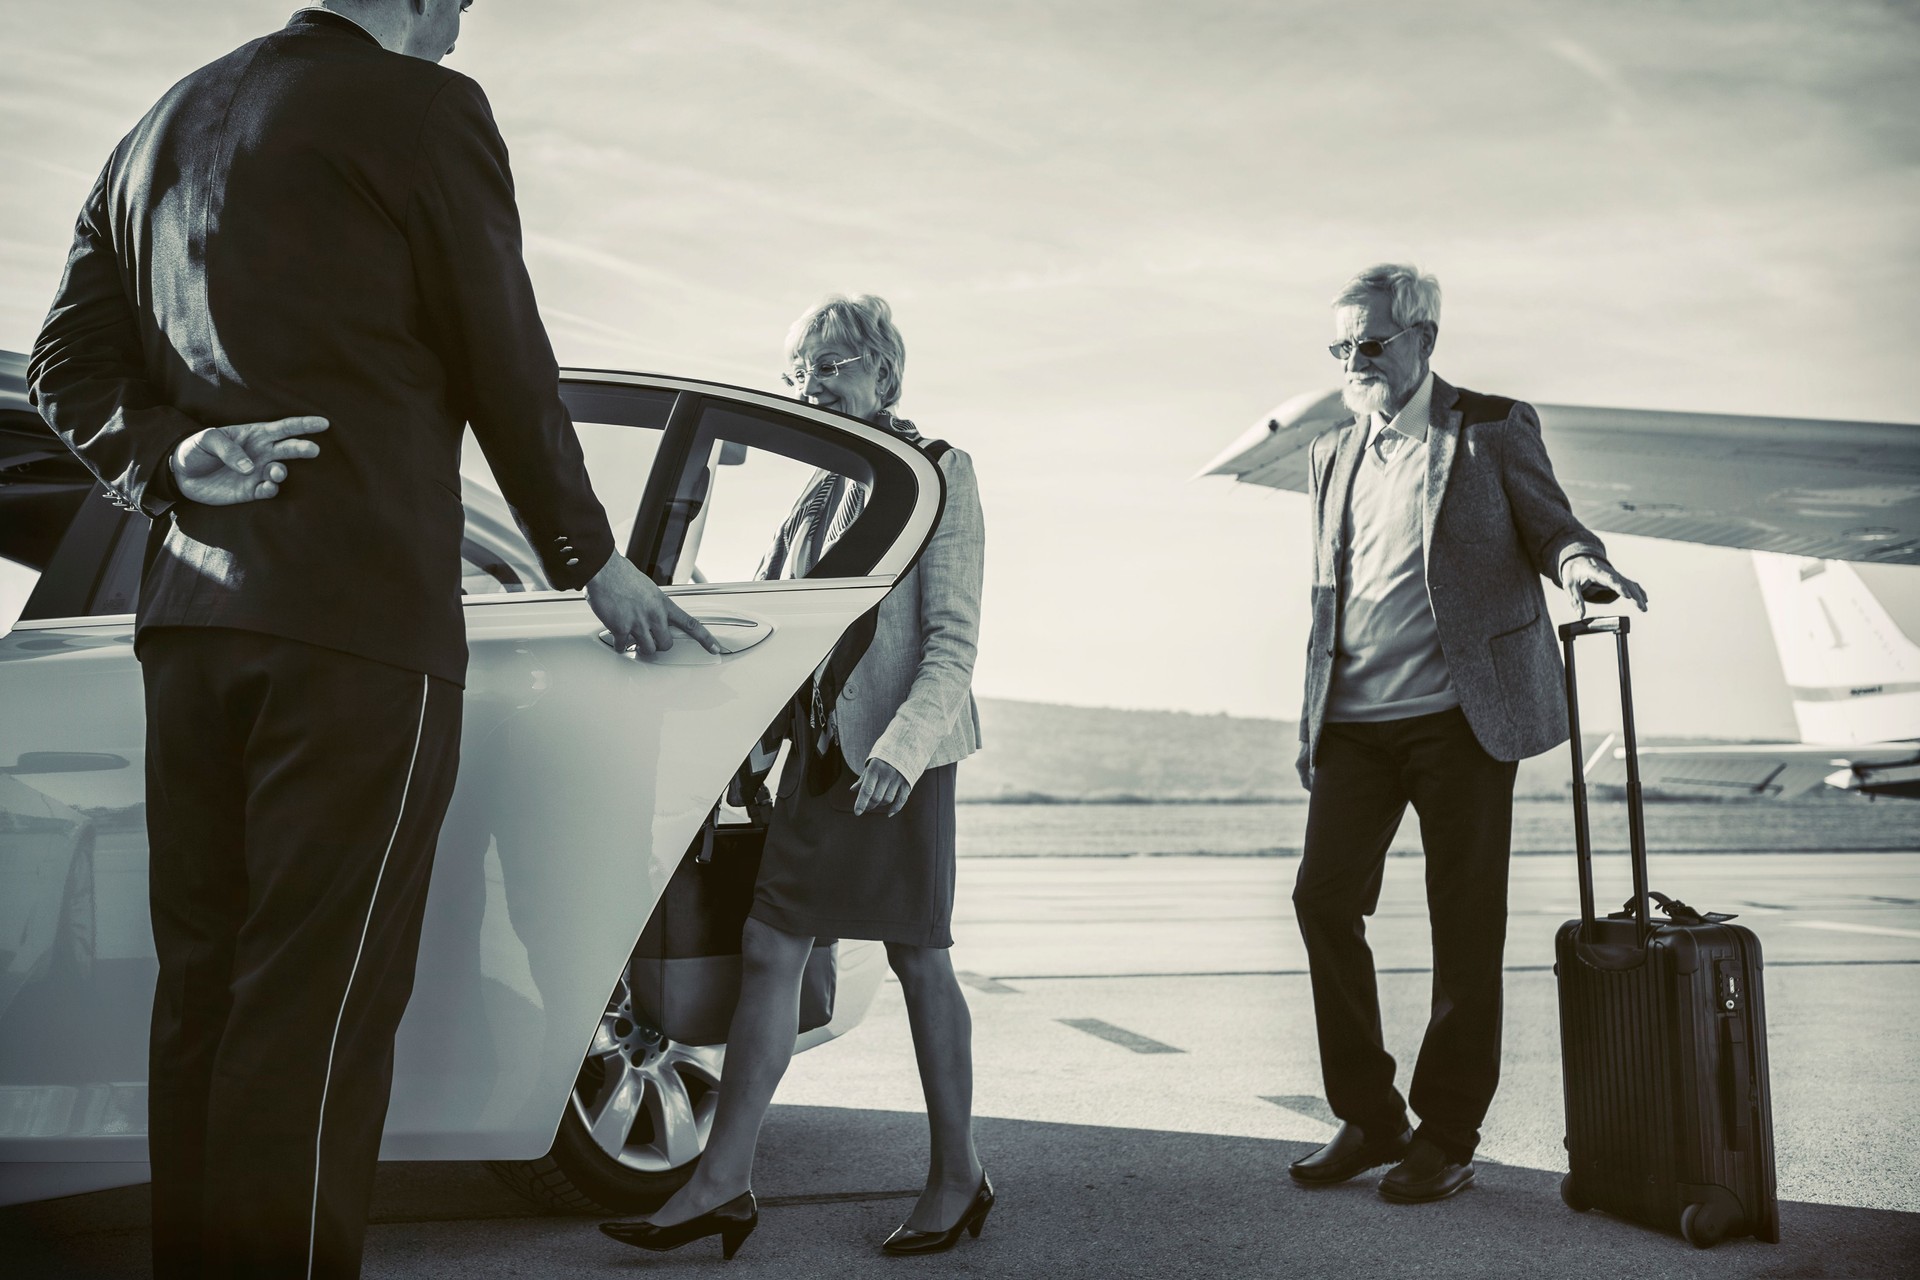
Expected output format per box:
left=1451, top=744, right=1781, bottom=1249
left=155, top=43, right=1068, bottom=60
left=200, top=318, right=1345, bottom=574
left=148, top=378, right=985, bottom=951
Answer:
left=0, top=352, right=946, bottom=1211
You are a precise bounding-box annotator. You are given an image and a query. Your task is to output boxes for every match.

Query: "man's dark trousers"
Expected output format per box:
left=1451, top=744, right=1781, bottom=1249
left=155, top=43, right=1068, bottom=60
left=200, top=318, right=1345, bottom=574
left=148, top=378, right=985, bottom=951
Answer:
left=141, top=627, right=461, bottom=1279
left=1292, top=706, right=1518, bottom=1162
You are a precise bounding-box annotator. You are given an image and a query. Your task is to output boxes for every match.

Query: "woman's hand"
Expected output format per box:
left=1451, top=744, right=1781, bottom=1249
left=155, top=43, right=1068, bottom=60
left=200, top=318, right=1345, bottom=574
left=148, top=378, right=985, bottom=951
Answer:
left=853, top=757, right=912, bottom=817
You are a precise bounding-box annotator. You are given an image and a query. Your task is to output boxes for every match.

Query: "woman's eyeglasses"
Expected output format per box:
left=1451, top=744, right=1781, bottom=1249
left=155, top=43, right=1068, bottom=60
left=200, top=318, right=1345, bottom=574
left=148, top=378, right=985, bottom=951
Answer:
left=1328, top=328, right=1412, bottom=362
left=782, top=354, right=864, bottom=387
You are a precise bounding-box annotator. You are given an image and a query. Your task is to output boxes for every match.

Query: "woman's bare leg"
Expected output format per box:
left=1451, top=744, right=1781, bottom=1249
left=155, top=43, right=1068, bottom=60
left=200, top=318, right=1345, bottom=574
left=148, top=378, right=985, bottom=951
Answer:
left=644, top=916, right=813, bottom=1226
left=886, top=942, right=984, bottom=1231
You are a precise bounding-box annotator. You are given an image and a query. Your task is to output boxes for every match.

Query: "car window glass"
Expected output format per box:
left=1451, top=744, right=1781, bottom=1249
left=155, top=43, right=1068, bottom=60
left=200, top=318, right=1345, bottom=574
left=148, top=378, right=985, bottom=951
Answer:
left=19, top=494, right=142, bottom=621
left=672, top=438, right=822, bottom=585
left=652, top=401, right=897, bottom=586
left=457, top=385, right=671, bottom=595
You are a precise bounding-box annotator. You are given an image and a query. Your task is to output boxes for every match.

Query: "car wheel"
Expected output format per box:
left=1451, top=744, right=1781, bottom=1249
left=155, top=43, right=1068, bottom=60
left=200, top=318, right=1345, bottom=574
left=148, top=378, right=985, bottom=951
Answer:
left=488, top=959, right=723, bottom=1213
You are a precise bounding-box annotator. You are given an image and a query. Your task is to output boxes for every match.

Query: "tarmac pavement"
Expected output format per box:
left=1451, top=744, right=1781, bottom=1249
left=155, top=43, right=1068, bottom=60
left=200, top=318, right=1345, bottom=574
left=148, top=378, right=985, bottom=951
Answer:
left=6, top=848, right=1918, bottom=1277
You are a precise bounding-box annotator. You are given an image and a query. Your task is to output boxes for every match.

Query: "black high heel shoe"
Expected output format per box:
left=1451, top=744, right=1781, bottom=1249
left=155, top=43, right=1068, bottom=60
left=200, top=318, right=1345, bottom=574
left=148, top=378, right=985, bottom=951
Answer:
left=600, top=1191, right=758, bottom=1261
left=881, top=1172, right=994, bottom=1256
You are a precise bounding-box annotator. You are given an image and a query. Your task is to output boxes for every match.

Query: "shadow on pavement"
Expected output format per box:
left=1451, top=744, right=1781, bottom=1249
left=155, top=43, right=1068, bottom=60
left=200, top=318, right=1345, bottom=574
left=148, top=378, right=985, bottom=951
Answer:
left=6, top=1105, right=1916, bottom=1278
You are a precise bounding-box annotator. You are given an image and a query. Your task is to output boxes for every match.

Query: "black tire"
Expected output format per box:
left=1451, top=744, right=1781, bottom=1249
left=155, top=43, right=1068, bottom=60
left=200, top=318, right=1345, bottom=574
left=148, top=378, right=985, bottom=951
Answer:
left=487, top=959, right=722, bottom=1214
left=1559, top=1174, right=1590, bottom=1213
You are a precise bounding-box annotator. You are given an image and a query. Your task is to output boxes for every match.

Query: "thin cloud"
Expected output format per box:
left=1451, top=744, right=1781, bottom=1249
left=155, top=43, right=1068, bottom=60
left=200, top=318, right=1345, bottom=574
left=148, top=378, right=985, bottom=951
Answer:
left=1542, top=36, right=1637, bottom=126
left=707, top=10, right=1029, bottom=155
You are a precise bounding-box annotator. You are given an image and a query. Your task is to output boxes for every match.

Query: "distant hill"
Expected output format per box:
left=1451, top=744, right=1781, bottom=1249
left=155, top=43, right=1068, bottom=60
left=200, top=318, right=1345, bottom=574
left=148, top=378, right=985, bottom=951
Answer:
left=961, top=699, right=1299, bottom=802
left=960, top=699, right=1780, bottom=803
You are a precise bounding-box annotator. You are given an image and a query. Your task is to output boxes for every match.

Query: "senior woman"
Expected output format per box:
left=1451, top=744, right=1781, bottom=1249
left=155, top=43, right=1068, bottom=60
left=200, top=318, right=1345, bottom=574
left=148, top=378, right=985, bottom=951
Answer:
left=602, top=294, right=988, bottom=1261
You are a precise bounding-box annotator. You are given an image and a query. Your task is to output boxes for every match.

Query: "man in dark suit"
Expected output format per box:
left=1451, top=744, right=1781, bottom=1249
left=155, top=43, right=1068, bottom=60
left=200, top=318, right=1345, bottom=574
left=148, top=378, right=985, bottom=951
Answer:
left=28, top=3, right=714, bottom=1274
left=1284, top=264, right=1647, bottom=1204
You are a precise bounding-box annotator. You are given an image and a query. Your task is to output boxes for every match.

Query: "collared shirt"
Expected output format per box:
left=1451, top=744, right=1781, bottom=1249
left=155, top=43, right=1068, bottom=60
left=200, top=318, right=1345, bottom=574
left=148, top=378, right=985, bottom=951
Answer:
left=1325, top=370, right=1461, bottom=722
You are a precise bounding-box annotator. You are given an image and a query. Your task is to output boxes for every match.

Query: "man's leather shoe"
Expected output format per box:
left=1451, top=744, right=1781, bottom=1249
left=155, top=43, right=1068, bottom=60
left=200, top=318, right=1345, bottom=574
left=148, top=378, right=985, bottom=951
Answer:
left=1378, top=1137, right=1474, bottom=1203
left=1289, top=1121, right=1413, bottom=1185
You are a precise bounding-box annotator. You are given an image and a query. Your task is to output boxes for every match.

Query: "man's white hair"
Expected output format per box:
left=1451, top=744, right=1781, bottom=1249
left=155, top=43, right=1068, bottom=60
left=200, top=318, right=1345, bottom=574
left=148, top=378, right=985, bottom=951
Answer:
left=1331, top=263, right=1442, bottom=330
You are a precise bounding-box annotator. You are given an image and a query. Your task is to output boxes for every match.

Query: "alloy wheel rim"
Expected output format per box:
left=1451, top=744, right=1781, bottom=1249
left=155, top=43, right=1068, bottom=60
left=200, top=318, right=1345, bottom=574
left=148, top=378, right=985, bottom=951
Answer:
left=570, top=967, right=723, bottom=1172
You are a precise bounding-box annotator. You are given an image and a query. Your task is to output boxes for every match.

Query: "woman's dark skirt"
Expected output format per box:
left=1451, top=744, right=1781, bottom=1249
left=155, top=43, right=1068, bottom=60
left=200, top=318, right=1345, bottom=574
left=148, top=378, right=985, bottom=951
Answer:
left=750, top=761, right=958, bottom=947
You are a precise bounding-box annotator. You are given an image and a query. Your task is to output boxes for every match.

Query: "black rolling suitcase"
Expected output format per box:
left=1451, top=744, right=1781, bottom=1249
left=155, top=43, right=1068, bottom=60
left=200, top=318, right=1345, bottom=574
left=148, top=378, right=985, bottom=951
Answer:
left=1553, top=615, right=1780, bottom=1249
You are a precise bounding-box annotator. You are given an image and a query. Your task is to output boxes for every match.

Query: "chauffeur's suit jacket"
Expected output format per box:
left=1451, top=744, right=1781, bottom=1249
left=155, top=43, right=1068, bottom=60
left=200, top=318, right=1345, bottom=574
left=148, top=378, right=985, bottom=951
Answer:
left=27, top=9, right=611, bottom=685
left=1298, top=375, right=1606, bottom=781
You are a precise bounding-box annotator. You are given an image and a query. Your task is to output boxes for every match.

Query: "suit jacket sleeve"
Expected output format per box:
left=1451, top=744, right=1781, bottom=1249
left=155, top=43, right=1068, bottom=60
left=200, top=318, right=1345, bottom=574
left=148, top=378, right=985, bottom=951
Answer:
left=1497, top=401, right=1606, bottom=586
left=868, top=449, right=985, bottom=788
left=28, top=157, right=196, bottom=518
left=409, top=76, right=613, bottom=589
left=1299, top=435, right=1325, bottom=748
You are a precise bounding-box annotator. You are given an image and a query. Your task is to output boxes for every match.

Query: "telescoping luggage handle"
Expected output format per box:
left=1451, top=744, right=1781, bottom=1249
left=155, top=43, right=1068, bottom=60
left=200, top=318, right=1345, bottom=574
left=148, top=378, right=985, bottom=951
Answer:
left=1559, top=615, right=1653, bottom=945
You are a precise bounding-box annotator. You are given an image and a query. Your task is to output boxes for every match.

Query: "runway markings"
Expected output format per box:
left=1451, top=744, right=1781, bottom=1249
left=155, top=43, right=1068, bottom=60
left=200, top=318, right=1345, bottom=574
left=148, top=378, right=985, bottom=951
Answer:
left=1059, top=1018, right=1184, bottom=1054
left=957, top=970, right=1020, bottom=994
left=1789, top=919, right=1920, bottom=940
left=1261, top=1095, right=1336, bottom=1125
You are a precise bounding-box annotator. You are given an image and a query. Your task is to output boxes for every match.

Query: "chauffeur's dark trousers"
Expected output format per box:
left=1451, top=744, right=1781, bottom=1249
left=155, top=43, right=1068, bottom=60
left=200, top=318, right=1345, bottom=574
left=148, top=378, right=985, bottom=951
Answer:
left=1293, top=707, right=1518, bottom=1164
left=140, top=627, right=461, bottom=1280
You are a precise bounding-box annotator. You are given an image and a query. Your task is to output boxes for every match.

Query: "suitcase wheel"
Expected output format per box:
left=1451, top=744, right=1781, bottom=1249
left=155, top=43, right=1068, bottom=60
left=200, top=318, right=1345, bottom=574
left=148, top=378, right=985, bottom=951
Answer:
left=1559, top=1174, right=1590, bottom=1214
left=1680, top=1201, right=1729, bottom=1250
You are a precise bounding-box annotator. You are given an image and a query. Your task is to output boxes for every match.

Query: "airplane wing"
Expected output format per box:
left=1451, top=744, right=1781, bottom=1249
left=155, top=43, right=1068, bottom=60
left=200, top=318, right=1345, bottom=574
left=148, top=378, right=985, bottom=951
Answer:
left=1200, top=393, right=1920, bottom=565
left=1582, top=735, right=1920, bottom=800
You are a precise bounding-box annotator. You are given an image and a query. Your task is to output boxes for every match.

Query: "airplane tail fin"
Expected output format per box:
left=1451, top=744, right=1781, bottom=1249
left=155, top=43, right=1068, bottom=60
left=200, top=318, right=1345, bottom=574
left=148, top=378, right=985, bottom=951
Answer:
left=1750, top=552, right=1920, bottom=746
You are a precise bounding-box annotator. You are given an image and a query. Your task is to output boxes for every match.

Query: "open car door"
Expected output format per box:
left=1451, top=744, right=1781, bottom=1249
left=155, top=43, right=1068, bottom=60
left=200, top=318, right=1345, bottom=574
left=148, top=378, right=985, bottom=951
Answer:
left=385, top=373, right=944, bottom=1162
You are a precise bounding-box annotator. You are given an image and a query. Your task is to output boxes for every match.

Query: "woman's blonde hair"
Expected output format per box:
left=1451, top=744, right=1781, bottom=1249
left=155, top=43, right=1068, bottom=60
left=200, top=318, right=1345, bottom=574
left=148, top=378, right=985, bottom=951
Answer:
left=784, top=293, right=905, bottom=411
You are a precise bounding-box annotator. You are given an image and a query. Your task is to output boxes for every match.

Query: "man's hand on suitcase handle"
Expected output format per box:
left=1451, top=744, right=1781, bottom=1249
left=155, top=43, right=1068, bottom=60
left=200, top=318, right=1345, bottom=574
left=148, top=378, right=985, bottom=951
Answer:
left=1564, top=556, right=1648, bottom=618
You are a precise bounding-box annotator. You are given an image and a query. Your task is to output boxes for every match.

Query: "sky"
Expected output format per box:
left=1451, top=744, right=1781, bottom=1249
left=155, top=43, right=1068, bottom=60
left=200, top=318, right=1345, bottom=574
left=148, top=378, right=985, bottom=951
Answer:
left=3, top=0, right=1917, bottom=737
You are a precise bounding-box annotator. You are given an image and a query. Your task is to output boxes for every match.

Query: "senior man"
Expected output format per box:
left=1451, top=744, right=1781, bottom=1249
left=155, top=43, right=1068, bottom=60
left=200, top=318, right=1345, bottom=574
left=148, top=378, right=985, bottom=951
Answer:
left=29, top=2, right=713, bottom=1275
left=1285, top=264, right=1646, bottom=1203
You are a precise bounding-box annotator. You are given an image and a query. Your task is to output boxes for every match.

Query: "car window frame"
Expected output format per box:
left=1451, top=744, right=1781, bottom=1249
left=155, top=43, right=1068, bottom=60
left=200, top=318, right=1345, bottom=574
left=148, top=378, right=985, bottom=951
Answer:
left=9, top=371, right=943, bottom=628
left=605, top=373, right=932, bottom=588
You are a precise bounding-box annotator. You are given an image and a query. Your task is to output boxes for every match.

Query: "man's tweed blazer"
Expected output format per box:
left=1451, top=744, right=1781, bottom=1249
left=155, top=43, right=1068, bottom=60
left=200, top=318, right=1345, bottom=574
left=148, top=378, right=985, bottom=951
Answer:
left=1299, top=375, right=1606, bottom=781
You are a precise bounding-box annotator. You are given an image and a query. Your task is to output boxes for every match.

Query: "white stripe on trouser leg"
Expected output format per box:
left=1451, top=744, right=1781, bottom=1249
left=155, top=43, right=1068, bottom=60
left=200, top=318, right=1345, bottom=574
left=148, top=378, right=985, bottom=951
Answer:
left=306, top=676, right=430, bottom=1278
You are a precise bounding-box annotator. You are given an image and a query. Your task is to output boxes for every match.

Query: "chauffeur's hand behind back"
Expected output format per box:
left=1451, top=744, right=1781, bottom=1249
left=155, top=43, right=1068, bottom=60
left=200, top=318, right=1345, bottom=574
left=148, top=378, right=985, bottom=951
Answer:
left=168, top=416, right=329, bottom=505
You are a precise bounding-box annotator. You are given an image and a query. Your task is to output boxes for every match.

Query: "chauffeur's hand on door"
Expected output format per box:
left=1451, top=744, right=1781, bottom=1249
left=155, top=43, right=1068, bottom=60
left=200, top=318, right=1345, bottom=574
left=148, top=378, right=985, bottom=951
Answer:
left=587, top=553, right=723, bottom=658
left=168, top=416, right=329, bottom=505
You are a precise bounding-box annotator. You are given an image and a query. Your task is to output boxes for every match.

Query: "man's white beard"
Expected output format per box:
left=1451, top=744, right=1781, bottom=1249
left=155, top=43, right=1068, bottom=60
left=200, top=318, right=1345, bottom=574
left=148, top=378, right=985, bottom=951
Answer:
left=1342, top=378, right=1391, bottom=418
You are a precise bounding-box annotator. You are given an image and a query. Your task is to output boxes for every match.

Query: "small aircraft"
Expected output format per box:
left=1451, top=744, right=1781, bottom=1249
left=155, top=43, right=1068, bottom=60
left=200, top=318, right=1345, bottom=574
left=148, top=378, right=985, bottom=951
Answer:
left=1199, top=390, right=1920, bottom=800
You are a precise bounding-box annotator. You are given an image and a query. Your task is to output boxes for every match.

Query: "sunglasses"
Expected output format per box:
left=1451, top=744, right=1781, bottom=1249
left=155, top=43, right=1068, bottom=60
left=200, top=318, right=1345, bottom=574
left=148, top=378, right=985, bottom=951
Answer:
left=781, top=354, right=864, bottom=387
left=1328, top=328, right=1413, bottom=362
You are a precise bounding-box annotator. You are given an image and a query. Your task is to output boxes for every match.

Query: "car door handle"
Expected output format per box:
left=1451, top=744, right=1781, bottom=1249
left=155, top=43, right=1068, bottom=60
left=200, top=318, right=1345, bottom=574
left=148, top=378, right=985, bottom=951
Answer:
left=596, top=614, right=775, bottom=665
